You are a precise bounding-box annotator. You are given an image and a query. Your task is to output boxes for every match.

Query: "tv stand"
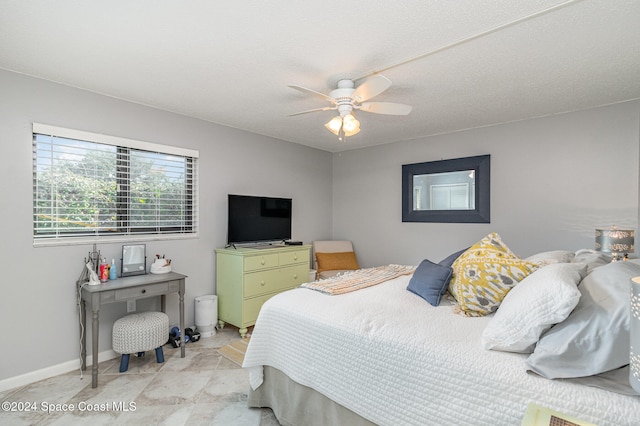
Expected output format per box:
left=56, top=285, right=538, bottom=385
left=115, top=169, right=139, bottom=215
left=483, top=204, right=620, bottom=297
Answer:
left=215, top=245, right=311, bottom=337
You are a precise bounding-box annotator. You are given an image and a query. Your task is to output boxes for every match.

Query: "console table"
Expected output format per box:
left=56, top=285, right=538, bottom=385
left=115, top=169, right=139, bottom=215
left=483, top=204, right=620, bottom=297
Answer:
left=78, top=272, right=186, bottom=388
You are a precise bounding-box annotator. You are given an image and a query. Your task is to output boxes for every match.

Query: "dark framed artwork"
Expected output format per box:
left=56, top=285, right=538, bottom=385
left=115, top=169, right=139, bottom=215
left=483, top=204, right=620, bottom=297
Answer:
left=402, top=154, right=490, bottom=223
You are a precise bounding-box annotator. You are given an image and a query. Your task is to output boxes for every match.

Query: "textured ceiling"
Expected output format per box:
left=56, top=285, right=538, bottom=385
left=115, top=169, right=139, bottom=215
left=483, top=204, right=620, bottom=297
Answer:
left=1, top=0, right=639, bottom=152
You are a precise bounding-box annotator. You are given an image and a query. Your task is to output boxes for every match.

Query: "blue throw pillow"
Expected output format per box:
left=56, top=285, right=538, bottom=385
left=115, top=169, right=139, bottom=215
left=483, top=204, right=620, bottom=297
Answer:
left=407, top=259, right=453, bottom=306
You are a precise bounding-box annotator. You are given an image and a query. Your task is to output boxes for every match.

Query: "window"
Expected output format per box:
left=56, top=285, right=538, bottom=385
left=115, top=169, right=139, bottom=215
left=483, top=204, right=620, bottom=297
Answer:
left=32, top=123, right=199, bottom=245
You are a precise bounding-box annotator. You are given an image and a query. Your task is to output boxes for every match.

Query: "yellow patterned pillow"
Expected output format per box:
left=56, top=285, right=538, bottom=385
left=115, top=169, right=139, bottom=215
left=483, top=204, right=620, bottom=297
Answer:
left=448, top=232, right=539, bottom=316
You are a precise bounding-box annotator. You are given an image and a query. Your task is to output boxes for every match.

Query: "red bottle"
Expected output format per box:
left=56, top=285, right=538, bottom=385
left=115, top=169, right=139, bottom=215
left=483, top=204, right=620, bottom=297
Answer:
left=99, top=259, right=109, bottom=283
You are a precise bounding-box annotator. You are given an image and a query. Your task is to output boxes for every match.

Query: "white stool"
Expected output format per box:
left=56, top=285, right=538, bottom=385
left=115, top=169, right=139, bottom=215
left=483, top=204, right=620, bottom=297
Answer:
left=112, top=312, right=169, bottom=372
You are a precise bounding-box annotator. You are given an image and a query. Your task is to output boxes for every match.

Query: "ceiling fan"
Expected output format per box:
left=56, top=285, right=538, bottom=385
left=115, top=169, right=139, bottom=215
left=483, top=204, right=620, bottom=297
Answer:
left=288, top=74, right=412, bottom=141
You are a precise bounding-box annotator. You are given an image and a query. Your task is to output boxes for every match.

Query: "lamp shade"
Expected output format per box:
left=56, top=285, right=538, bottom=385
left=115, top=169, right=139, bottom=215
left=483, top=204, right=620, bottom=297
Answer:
left=595, top=228, right=634, bottom=254
left=324, top=113, right=360, bottom=138
left=630, top=277, right=640, bottom=393
left=324, top=116, right=343, bottom=135
left=342, top=114, right=360, bottom=134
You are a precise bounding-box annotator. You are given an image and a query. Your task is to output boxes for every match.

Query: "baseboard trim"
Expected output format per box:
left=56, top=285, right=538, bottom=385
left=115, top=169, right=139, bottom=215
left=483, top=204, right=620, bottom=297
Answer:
left=0, top=350, right=118, bottom=393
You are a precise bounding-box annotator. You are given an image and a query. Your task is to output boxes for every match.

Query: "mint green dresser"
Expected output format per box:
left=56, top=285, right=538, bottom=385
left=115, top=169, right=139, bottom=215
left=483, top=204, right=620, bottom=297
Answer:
left=215, top=245, right=311, bottom=338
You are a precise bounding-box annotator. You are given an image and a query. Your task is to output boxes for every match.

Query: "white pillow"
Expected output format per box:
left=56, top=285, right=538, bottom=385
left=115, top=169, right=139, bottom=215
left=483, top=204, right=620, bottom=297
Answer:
left=525, top=250, right=575, bottom=266
left=481, top=263, right=587, bottom=353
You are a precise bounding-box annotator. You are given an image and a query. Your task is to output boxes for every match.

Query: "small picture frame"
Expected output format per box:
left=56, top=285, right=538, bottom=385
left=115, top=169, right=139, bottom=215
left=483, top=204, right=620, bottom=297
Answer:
left=121, top=244, right=146, bottom=277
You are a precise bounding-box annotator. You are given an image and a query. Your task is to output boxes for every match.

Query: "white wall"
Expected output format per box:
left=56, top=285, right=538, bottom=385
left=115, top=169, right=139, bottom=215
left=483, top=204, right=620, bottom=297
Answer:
left=333, top=101, right=640, bottom=268
left=0, top=70, right=333, bottom=386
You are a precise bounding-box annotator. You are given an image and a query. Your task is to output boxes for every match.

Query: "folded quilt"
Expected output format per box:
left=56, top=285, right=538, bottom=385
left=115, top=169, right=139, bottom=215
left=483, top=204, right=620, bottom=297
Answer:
left=300, top=264, right=416, bottom=295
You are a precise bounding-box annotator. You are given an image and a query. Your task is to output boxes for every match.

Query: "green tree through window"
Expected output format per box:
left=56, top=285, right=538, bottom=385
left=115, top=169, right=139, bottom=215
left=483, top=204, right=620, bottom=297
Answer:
left=33, top=131, right=197, bottom=241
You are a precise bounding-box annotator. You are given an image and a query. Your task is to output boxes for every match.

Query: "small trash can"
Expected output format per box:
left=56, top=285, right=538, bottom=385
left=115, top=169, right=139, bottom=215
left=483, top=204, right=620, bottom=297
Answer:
left=195, top=295, right=217, bottom=337
left=309, top=269, right=317, bottom=282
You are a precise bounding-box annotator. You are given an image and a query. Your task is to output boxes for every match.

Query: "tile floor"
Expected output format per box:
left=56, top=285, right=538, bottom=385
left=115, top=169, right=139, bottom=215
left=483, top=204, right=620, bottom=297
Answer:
left=0, top=326, right=280, bottom=425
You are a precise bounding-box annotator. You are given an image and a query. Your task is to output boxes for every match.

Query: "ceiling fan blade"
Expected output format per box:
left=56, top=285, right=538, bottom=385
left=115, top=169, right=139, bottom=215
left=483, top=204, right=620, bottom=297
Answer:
left=288, top=84, right=335, bottom=102
left=288, top=106, right=335, bottom=116
left=359, top=102, right=412, bottom=115
left=351, top=75, right=392, bottom=102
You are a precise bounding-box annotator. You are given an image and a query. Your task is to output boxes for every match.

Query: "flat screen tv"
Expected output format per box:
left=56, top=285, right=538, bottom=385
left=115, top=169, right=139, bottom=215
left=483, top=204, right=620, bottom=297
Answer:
left=227, top=194, right=292, bottom=245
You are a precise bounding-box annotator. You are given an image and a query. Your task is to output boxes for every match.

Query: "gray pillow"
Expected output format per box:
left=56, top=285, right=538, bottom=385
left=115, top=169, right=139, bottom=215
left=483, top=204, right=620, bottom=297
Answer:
left=526, top=260, right=640, bottom=378
left=571, top=249, right=611, bottom=274
left=439, top=247, right=468, bottom=267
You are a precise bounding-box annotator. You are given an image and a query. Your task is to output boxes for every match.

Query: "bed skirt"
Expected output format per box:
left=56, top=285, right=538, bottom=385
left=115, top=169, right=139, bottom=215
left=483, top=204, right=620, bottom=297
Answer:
left=248, top=366, right=376, bottom=426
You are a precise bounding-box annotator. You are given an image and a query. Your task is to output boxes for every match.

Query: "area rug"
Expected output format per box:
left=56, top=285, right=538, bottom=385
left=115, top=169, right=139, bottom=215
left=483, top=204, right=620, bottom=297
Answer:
left=218, top=338, right=250, bottom=366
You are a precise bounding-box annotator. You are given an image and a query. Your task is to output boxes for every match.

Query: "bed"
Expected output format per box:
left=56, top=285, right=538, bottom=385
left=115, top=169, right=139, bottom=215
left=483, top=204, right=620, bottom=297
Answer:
left=243, top=234, right=640, bottom=425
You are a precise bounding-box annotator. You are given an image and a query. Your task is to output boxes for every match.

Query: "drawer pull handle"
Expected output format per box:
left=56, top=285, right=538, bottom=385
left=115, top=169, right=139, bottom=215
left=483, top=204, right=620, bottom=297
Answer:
left=260, top=280, right=266, bottom=286
left=293, top=274, right=298, bottom=279
left=141, top=289, right=146, bottom=294
left=294, top=255, right=298, bottom=260
left=261, top=260, right=265, bottom=265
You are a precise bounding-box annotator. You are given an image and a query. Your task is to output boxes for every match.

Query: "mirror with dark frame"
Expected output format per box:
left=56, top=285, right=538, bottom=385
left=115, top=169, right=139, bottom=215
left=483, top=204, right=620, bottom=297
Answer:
left=402, top=155, right=490, bottom=223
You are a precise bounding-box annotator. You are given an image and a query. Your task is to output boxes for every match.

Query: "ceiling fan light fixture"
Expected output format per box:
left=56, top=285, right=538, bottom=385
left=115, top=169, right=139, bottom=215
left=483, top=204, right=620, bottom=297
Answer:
left=344, top=126, right=360, bottom=137
left=325, top=114, right=360, bottom=138
left=291, top=74, right=411, bottom=142
left=342, top=114, right=360, bottom=133
left=325, top=116, right=343, bottom=135
left=290, top=74, right=411, bottom=142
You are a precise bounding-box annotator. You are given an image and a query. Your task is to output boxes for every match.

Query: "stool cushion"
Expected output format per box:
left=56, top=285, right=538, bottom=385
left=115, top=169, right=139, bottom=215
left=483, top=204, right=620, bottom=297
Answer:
left=112, top=312, right=169, bottom=354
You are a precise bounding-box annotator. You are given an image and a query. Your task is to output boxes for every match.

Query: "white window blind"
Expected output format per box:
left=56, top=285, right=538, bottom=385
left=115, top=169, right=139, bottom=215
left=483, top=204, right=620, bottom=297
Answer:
left=32, top=124, right=199, bottom=245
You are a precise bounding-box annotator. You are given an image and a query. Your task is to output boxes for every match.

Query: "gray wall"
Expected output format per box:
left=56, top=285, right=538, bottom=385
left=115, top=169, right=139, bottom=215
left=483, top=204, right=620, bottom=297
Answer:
left=333, top=100, right=640, bottom=268
left=2, top=67, right=639, bottom=388
left=0, top=70, right=333, bottom=384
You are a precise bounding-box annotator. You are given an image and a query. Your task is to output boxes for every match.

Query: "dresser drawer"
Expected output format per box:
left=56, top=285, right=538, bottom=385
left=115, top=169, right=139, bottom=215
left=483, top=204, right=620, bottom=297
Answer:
left=115, top=282, right=169, bottom=300
left=279, top=249, right=307, bottom=266
left=243, top=293, right=275, bottom=325
left=244, top=253, right=279, bottom=272
left=279, top=264, right=309, bottom=287
left=244, top=269, right=284, bottom=298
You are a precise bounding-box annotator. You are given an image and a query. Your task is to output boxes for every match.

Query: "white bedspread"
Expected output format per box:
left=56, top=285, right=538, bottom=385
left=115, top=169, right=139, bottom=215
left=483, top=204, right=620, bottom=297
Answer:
left=243, top=275, right=640, bottom=426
